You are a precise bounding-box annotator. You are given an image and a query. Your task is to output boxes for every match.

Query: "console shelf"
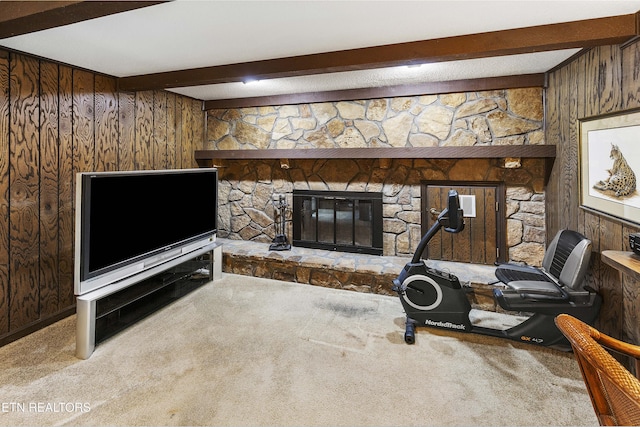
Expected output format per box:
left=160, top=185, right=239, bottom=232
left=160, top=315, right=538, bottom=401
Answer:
left=96, top=259, right=211, bottom=344
left=95, top=260, right=208, bottom=319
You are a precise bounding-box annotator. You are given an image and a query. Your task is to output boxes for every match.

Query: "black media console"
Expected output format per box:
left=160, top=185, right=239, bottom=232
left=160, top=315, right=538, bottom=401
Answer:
left=76, top=242, right=222, bottom=359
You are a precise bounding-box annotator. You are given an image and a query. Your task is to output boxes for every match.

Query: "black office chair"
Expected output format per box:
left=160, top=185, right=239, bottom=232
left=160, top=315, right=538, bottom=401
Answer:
left=495, top=229, right=593, bottom=302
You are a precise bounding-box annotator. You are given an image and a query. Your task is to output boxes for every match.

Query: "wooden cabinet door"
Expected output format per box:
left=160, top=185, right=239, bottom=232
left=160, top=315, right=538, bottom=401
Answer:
left=421, top=182, right=505, bottom=265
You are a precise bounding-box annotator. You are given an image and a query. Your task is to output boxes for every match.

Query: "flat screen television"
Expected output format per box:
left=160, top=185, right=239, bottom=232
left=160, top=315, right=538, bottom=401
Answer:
left=74, top=168, right=218, bottom=296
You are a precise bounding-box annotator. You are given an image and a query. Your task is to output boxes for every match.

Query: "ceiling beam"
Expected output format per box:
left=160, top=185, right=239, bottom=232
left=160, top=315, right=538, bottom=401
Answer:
left=119, top=13, right=639, bottom=92
left=0, top=1, right=167, bottom=39
left=202, top=74, right=546, bottom=110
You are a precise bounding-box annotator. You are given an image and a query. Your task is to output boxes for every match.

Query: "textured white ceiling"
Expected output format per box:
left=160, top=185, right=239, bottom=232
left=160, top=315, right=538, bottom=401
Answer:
left=168, top=50, right=581, bottom=100
left=2, top=0, right=640, bottom=100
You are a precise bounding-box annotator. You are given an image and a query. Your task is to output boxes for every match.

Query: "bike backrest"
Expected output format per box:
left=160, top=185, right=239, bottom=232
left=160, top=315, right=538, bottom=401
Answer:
left=542, top=229, right=592, bottom=291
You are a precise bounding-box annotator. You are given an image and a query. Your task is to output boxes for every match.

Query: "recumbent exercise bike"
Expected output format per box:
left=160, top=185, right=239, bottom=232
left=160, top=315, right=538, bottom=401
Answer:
left=392, top=190, right=601, bottom=350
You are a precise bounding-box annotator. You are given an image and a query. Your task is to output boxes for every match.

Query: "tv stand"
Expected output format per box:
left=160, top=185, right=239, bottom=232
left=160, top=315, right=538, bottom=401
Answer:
left=76, top=242, right=222, bottom=359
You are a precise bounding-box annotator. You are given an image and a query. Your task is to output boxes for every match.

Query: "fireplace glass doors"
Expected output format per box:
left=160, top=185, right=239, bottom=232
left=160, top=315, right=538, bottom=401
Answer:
left=293, top=190, right=383, bottom=255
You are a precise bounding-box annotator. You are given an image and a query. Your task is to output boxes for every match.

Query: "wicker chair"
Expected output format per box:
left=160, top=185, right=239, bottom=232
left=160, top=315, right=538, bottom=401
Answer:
left=555, top=314, right=640, bottom=426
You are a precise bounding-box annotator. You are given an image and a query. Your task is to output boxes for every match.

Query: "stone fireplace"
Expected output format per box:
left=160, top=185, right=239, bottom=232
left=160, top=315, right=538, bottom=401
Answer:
left=214, top=156, right=547, bottom=266
left=208, top=88, right=548, bottom=267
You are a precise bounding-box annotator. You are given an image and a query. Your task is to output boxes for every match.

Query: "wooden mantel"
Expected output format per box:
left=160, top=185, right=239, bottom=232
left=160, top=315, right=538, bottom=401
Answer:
left=195, top=145, right=555, bottom=162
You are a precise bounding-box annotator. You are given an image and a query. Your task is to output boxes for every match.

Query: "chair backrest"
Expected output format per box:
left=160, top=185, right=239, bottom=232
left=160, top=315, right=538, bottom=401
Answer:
left=542, top=229, right=592, bottom=290
left=555, top=314, right=640, bottom=426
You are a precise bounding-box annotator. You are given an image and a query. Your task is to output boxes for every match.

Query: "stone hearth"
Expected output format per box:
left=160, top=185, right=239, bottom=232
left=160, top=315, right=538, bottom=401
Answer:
left=219, top=238, right=503, bottom=312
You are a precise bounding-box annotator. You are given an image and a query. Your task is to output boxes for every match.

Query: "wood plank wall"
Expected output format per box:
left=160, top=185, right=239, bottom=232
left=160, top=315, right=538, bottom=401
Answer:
left=546, top=42, right=640, bottom=344
left=0, top=49, right=204, bottom=346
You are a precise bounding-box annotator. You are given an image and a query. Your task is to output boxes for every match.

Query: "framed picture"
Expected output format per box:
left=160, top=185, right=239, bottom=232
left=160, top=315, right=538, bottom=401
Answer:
left=579, top=110, right=640, bottom=225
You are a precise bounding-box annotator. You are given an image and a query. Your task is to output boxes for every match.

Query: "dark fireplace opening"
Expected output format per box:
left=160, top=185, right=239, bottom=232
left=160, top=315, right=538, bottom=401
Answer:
left=292, top=190, right=383, bottom=255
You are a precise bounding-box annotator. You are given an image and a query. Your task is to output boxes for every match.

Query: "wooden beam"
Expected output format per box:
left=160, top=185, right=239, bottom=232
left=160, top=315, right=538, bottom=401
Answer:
left=203, top=73, right=546, bottom=110
left=0, top=1, right=167, bottom=39
left=120, top=14, right=638, bottom=92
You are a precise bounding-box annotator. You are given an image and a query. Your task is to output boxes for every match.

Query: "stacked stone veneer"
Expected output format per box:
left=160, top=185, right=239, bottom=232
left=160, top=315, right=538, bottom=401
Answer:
left=207, top=88, right=547, bottom=266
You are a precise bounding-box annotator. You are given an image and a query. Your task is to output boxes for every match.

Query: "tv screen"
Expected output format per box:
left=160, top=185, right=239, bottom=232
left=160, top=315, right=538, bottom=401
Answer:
left=74, top=168, right=218, bottom=295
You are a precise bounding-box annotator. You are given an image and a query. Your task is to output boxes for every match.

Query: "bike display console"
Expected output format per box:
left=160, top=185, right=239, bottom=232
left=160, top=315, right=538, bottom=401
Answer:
left=76, top=242, right=222, bottom=359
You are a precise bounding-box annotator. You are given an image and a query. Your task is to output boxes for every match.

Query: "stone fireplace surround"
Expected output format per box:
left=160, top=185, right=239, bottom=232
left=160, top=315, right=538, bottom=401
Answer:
left=216, top=156, right=547, bottom=265
left=208, top=89, right=548, bottom=268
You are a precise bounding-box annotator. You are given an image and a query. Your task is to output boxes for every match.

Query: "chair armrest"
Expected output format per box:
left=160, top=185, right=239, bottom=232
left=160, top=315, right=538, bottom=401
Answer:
left=591, top=327, right=640, bottom=360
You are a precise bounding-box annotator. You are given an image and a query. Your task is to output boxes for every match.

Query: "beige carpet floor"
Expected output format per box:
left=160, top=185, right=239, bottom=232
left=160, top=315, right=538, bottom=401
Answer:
left=0, top=273, right=598, bottom=426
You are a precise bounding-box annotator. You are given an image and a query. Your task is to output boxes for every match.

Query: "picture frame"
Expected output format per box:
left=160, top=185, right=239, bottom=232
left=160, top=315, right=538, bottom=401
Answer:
left=579, top=110, right=640, bottom=225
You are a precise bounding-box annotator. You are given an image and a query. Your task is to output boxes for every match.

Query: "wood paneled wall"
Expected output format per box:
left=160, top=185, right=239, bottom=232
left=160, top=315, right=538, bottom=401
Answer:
left=0, top=49, right=204, bottom=346
left=546, top=42, right=640, bottom=344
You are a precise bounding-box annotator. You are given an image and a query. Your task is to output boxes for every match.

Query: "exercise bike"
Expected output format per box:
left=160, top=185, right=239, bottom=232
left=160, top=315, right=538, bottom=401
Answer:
left=392, top=190, right=602, bottom=350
